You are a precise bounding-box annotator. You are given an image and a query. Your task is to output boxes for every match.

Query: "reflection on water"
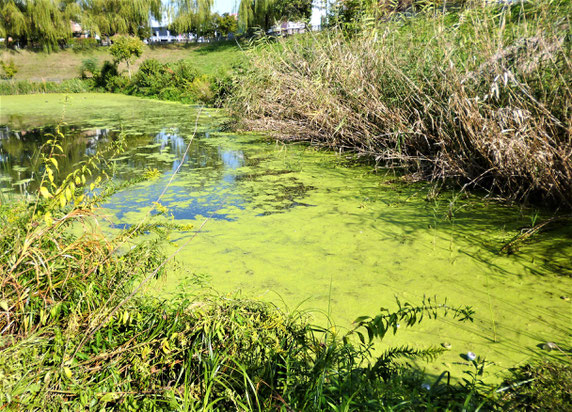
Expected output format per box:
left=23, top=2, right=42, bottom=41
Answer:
left=0, top=119, right=311, bottom=220
left=0, top=124, right=268, bottom=220
left=0, top=125, right=113, bottom=194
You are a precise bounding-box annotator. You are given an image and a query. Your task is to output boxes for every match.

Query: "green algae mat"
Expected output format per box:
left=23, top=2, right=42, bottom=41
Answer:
left=1, top=93, right=570, bottom=382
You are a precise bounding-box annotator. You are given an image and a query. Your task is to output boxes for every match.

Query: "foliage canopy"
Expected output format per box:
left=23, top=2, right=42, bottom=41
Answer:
left=238, top=0, right=312, bottom=31
left=0, top=0, right=216, bottom=50
left=109, top=35, right=144, bottom=77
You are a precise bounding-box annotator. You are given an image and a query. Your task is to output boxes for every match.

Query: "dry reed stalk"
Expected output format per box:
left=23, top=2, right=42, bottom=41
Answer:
left=229, top=3, right=571, bottom=206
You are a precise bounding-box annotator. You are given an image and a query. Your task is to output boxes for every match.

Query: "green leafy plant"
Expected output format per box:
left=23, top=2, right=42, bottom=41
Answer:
left=109, top=35, right=144, bottom=78
left=0, top=59, right=18, bottom=79
left=79, top=57, right=99, bottom=79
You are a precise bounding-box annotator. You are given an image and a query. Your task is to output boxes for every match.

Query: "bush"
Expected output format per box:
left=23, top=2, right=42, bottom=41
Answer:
left=187, top=74, right=215, bottom=104
left=95, top=60, right=120, bottom=90
left=129, top=58, right=169, bottom=95
left=128, top=58, right=210, bottom=103
left=79, top=57, right=99, bottom=78
left=158, top=85, right=182, bottom=101
left=69, top=38, right=99, bottom=53
left=0, top=59, right=18, bottom=79
left=170, top=59, right=199, bottom=83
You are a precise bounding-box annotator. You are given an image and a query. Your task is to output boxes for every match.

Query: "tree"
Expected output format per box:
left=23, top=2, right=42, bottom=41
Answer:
left=79, top=0, right=162, bottom=40
left=238, top=0, right=312, bottom=32
left=0, top=0, right=160, bottom=50
left=0, top=1, right=28, bottom=47
left=216, top=13, right=238, bottom=37
left=168, top=0, right=214, bottom=40
left=0, top=0, right=80, bottom=51
left=0, top=0, right=214, bottom=50
left=109, top=35, right=143, bottom=78
left=274, top=0, right=312, bottom=22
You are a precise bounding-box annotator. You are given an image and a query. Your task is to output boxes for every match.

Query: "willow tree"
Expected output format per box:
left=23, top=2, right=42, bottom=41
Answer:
left=0, top=1, right=27, bottom=43
left=78, top=0, right=163, bottom=40
left=0, top=0, right=80, bottom=51
left=168, top=0, right=213, bottom=39
left=238, top=0, right=312, bottom=31
left=28, top=0, right=81, bottom=50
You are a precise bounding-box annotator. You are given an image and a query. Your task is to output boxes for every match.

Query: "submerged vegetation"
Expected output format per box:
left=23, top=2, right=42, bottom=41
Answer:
left=228, top=0, right=572, bottom=207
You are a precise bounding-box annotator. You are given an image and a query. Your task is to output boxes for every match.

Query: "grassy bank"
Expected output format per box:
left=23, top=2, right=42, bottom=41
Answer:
left=227, top=1, right=571, bottom=207
left=2, top=128, right=570, bottom=410
left=0, top=42, right=240, bottom=82
left=0, top=41, right=243, bottom=105
left=0, top=78, right=92, bottom=95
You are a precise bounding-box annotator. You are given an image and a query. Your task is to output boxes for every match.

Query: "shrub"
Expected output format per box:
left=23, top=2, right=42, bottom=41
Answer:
left=69, top=38, right=99, bottom=52
left=0, top=59, right=18, bottom=79
left=129, top=58, right=169, bottom=95
left=169, top=59, right=199, bottom=83
left=158, top=85, right=181, bottom=101
left=128, top=59, right=209, bottom=103
left=95, top=60, right=120, bottom=90
left=79, top=57, right=99, bottom=78
left=187, top=74, right=214, bottom=104
left=110, top=35, right=144, bottom=78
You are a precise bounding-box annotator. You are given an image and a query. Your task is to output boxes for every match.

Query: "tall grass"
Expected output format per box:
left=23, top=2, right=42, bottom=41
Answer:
left=0, top=79, right=92, bottom=95
left=228, top=1, right=571, bottom=207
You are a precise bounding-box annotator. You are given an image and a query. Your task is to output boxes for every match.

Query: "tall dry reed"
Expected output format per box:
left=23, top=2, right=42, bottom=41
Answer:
left=228, top=1, right=571, bottom=206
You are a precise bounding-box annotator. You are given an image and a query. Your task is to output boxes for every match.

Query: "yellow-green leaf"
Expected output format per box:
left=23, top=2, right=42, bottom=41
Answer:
left=161, top=339, right=171, bottom=354
left=39, top=186, right=52, bottom=199
left=48, top=157, right=59, bottom=171
left=63, top=367, right=72, bottom=379
left=141, top=346, right=152, bottom=359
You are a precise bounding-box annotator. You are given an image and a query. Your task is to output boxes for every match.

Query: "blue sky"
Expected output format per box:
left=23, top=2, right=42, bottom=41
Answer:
left=213, top=0, right=239, bottom=14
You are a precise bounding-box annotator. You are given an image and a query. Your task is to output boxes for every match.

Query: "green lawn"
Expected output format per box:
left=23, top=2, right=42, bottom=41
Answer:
left=1, top=41, right=243, bottom=82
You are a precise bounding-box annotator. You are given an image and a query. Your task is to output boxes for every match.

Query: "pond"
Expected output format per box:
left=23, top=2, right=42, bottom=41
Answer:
left=1, top=93, right=570, bottom=381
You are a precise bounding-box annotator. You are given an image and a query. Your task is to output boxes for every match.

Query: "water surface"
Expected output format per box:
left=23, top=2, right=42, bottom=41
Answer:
left=1, top=94, right=570, bottom=381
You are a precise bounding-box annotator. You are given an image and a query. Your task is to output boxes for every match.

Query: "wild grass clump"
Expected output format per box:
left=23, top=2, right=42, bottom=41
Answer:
left=0, top=78, right=92, bottom=95
left=228, top=1, right=572, bottom=207
left=125, top=59, right=215, bottom=104
left=495, top=359, right=572, bottom=411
